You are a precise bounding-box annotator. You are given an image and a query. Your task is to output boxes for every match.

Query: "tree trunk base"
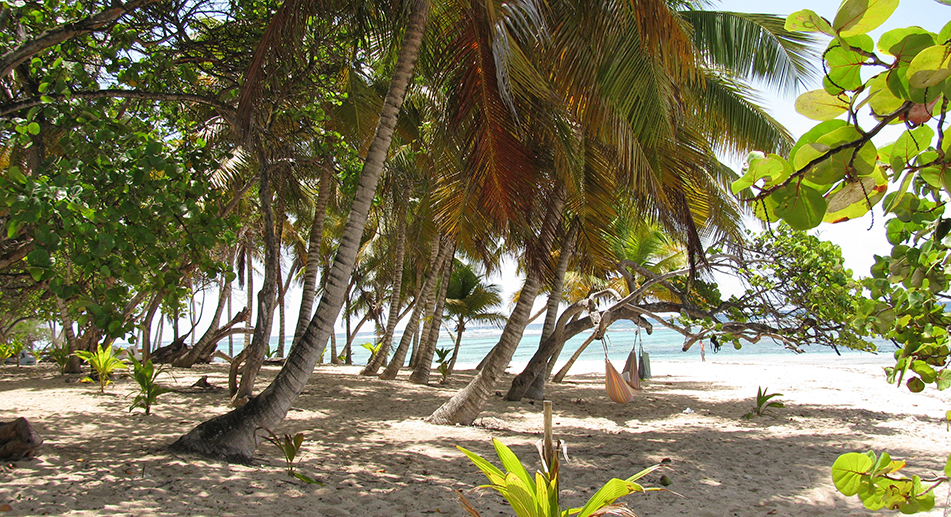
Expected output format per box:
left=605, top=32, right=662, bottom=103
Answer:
left=168, top=409, right=258, bottom=464
left=0, top=417, right=43, bottom=460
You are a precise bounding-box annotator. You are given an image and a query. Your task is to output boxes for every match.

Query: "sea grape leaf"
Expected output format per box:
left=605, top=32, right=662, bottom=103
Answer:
left=878, top=27, right=935, bottom=65
left=790, top=120, right=849, bottom=165
left=891, top=126, right=936, bottom=172
left=785, top=9, right=834, bottom=34
left=906, top=376, right=925, bottom=392
left=816, top=125, right=878, bottom=177
left=937, top=369, right=951, bottom=391
left=773, top=183, right=827, bottom=230
left=867, top=73, right=905, bottom=117
left=827, top=37, right=873, bottom=91
left=911, top=360, right=937, bottom=383
left=832, top=452, right=874, bottom=496
left=907, top=44, right=951, bottom=89
left=731, top=154, right=792, bottom=193
left=795, top=89, right=850, bottom=120
left=823, top=170, right=887, bottom=223
left=833, top=0, right=899, bottom=37
left=752, top=195, right=779, bottom=223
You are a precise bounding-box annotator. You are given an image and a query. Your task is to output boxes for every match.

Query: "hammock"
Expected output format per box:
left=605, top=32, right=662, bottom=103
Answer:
left=602, top=336, right=640, bottom=403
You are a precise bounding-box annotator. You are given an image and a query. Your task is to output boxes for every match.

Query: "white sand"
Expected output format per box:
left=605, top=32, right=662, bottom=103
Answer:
left=0, top=356, right=948, bottom=516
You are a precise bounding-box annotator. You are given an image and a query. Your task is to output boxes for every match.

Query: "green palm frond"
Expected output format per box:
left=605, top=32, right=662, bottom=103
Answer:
left=680, top=9, right=821, bottom=94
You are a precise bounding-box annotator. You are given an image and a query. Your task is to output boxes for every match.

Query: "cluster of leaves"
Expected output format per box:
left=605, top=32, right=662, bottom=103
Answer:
left=680, top=225, right=879, bottom=354
left=733, top=0, right=951, bottom=393
left=832, top=450, right=949, bottom=513
left=733, top=1, right=951, bottom=512
left=73, top=343, right=127, bottom=393
left=457, top=438, right=660, bottom=517
left=128, top=355, right=171, bottom=415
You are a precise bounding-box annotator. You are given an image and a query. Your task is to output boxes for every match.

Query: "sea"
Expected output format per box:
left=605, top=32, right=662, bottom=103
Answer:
left=200, top=321, right=896, bottom=374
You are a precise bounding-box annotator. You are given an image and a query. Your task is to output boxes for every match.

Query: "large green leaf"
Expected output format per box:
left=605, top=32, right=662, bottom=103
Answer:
left=457, top=445, right=506, bottom=486
left=832, top=452, right=874, bottom=496
left=907, top=44, right=951, bottom=89
left=833, top=0, right=899, bottom=36
left=827, top=36, right=873, bottom=91
left=891, top=126, right=935, bottom=172
left=785, top=9, right=834, bottom=35
left=823, top=170, right=887, bottom=223
left=773, top=182, right=828, bottom=230
left=492, top=439, right=536, bottom=494
left=575, top=478, right=645, bottom=517
left=877, top=27, right=935, bottom=64
left=789, top=120, right=848, bottom=164
left=867, top=73, right=906, bottom=117
left=731, top=153, right=792, bottom=194
left=795, top=89, right=849, bottom=121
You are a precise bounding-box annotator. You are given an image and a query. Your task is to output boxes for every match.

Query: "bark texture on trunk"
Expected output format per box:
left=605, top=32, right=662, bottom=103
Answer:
left=379, top=235, right=447, bottom=380
left=427, top=189, right=565, bottom=425
left=170, top=0, right=430, bottom=462
left=294, top=166, right=334, bottom=343
left=361, top=195, right=407, bottom=375
left=409, top=246, right=453, bottom=384
left=233, top=151, right=281, bottom=405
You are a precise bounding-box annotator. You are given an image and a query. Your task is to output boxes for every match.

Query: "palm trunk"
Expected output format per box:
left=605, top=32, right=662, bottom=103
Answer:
left=57, top=298, right=82, bottom=374
left=362, top=194, right=407, bottom=375
left=427, top=188, right=565, bottom=425
left=516, top=223, right=579, bottom=399
left=140, top=290, right=163, bottom=361
left=232, top=149, right=281, bottom=404
left=446, top=319, right=465, bottom=377
left=170, top=0, right=430, bottom=462
left=380, top=235, right=446, bottom=380
left=174, top=277, right=233, bottom=367
left=294, top=166, right=334, bottom=343
left=410, top=247, right=454, bottom=384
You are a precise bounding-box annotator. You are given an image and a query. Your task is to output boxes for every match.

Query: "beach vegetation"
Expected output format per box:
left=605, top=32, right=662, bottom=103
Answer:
left=260, top=429, right=322, bottom=485
left=741, top=386, right=784, bottom=419
left=40, top=344, right=71, bottom=374
left=458, top=438, right=660, bottom=517
left=734, top=0, right=951, bottom=511
left=74, top=343, right=128, bottom=394
left=128, top=355, right=171, bottom=415
left=831, top=451, right=947, bottom=513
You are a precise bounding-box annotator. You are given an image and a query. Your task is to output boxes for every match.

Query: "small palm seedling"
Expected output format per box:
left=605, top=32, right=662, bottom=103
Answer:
left=42, top=344, right=72, bottom=374
left=435, top=347, right=452, bottom=383
left=361, top=342, right=383, bottom=364
left=742, top=386, right=784, bottom=419
left=261, top=428, right=323, bottom=485
left=0, top=339, right=26, bottom=366
left=74, top=343, right=128, bottom=393
left=128, top=354, right=172, bottom=415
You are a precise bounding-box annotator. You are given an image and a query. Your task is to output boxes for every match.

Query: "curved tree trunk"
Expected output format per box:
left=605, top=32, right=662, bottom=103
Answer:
left=173, top=270, right=234, bottom=367
left=170, top=0, right=430, bottom=462
left=409, top=246, right=454, bottom=384
left=57, top=298, right=82, bottom=374
left=140, top=290, right=163, bottom=361
left=362, top=193, right=407, bottom=375
left=380, top=235, right=447, bottom=380
left=520, top=223, right=578, bottom=399
left=232, top=149, right=281, bottom=405
left=294, top=165, right=334, bottom=343
left=427, top=188, right=565, bottom=425
left=445, top=319, right=465, bottom=378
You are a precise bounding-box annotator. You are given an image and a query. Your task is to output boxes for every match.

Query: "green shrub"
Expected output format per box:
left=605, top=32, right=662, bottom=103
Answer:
left=128, top=354, right=171, bottom=415
left=74, top=343, right=128, bottom=393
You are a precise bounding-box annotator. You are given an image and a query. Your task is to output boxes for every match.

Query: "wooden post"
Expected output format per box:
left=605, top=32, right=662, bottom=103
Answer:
left=543, top=400, right=553, bottom=472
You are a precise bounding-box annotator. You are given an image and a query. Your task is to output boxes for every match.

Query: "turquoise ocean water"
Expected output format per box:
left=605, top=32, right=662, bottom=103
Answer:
left=203, top=321, right=895, bottom=373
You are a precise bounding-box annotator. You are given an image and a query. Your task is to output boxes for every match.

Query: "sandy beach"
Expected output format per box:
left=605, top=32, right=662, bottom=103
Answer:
left=0, top=356, right=948, bottom=516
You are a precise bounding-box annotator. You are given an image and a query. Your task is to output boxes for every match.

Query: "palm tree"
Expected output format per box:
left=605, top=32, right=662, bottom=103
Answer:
left=441, top=262, right=506, bottom=378
left=171, top=0, right=431, bottom=461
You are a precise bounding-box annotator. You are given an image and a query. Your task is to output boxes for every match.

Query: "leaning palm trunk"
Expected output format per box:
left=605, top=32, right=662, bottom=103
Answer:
left=428, top=191, right=565, bottom=425
left=380, top=236, right=449, bottom=380
left=409, top=248, right=454, bottom=384
left=170, top=0, right=430, bottom=461
left=362, top=195, right=407, bottom=375
left=519, top=224, right=578, bottom=399
left=294, top=166, right=334, bottom=343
